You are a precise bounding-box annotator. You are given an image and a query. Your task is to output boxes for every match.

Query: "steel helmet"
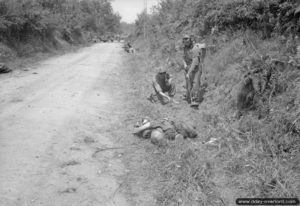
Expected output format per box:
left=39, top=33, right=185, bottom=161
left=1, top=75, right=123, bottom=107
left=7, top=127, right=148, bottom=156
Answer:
left=150, top=129, right=165, bottom=145
left=183, top=34, right=191, bottom=40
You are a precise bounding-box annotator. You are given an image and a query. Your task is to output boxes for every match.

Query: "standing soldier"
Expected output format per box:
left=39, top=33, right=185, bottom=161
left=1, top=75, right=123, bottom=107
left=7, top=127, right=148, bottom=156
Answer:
left=182, top=35, right=206, bottom=107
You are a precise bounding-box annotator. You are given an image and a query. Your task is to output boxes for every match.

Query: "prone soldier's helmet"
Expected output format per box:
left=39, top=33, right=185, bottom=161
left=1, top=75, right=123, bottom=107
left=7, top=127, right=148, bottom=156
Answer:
left=150, top=128, right=165, bottom=145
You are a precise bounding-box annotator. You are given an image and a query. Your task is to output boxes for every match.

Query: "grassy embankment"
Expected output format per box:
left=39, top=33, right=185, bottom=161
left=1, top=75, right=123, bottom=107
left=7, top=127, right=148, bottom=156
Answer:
left=126, top=0, right=300, bottom=204
left=122, top=7, right=300, bottom=205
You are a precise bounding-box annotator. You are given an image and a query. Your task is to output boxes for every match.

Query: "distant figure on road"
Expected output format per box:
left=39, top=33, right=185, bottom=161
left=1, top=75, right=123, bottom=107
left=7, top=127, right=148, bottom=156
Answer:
left=182, top=35, right=206, bottom=108
left=148, top=68, right=177, bottom=105
left=124, top=42, right=134, bottom=53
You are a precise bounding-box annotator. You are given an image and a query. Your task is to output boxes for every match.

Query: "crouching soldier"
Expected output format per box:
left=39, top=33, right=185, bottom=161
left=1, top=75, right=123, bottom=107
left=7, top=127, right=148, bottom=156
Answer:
left=148, top=69, right=178, bottom=104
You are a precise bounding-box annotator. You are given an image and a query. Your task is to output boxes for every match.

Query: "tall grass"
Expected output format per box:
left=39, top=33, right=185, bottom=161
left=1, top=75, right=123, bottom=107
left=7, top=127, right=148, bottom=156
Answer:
left=130, top=30, right=300, bottom=205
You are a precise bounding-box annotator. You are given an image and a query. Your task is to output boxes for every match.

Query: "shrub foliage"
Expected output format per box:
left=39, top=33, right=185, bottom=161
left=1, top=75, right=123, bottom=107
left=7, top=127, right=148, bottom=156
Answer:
left=0, top=0, right=121, bottom=50
left=136, top=0, right=299, bottom=39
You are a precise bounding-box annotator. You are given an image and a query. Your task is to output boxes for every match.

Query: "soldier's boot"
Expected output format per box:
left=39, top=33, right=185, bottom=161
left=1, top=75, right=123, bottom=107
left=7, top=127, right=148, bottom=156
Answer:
left=190, top=102, right=199, bottom=108
left=190, top=96, right=199, bottom=108
left=181, top=93, right=190, bottom=102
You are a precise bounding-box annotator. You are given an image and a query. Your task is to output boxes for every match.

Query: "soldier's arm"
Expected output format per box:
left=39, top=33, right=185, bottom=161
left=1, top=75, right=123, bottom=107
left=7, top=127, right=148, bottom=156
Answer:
left=152, top=75, right=162, bottom=92
left=167, top=80, right=178, bottom=103
left=199, top=47, right=206, bottom=71
left=183, top=59, right=188, bottom=71
left=182, top=50, right=188, bottom=71
left=133, top=122, right=151, bottom=134
left=152, top=76, right=171, bottom=102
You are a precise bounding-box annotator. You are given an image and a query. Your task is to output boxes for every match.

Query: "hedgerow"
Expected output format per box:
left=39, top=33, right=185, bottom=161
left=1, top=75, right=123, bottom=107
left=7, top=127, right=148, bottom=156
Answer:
left=136, top=0, right=299, bottom=40
left=0, top=0, right=121, bottom=55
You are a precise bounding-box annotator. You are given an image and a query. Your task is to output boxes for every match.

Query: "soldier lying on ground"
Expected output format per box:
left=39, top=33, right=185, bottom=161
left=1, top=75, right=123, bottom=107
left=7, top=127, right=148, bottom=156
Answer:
left=148, top=69, right=178, bottom=104
left=133, top=117, right=198, bottom=145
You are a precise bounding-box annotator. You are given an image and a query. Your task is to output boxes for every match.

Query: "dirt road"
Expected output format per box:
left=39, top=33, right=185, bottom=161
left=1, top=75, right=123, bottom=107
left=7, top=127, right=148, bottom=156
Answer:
left=0, top=43, right=135, bottom=206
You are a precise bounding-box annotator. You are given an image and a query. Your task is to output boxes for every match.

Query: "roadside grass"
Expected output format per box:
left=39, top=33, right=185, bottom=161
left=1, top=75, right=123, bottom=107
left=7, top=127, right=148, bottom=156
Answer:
left=122, top=32, right=300, bottom=205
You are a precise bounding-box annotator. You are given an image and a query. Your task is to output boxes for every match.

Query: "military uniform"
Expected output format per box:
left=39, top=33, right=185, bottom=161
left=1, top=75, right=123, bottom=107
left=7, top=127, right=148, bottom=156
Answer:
left=183, top=42, right=206, bottom=106
left=134, top=118, right=198, bottom=140
left=151, top=71, right=176, bottom=104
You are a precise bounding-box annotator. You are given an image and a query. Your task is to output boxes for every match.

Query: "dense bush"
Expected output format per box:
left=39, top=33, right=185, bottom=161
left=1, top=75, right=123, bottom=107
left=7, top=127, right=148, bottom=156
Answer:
left=202, top=0, right=299, bottom=36
left=135, top=0, right=299, bottom=54
left=0, top=0, right=121, bottom=55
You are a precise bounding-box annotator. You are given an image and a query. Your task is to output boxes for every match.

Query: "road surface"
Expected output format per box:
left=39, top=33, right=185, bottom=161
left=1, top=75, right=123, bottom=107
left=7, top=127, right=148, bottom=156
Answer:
left=0, top=43, right=132, bottom=206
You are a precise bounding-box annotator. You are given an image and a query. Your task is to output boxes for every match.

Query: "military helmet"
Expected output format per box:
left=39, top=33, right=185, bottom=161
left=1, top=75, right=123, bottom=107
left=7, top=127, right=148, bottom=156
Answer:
left=182, top=34, right=194, bottom=45
left=182, top=34, right=191, bottom=40
left=150, top=129, right=165, bottom=145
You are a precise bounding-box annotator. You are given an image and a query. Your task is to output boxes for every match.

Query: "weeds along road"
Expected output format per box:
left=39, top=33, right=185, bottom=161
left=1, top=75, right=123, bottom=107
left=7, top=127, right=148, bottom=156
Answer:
left=0, top=43, right=133, bottom=206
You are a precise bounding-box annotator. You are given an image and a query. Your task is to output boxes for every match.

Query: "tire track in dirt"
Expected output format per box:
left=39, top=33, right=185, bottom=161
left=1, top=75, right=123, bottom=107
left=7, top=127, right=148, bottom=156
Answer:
left=0, top=43, right=134, bottom=206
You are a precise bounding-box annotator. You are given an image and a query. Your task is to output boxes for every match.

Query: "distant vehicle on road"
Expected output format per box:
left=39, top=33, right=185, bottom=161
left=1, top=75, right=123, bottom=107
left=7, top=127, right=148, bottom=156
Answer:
left=92, top=37, right=98, bottom=43
left=99, top=36, right=109, bottom=43
left=108, top=36, right=114, bottom=42
left=123, top=42, right=134, bottom=53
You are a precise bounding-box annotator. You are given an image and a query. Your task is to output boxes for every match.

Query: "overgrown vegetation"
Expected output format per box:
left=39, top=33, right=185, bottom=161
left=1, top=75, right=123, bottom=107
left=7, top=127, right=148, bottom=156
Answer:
left=0, top=0, right=121, bottom=58
left=130, top=0, right=300, bottom=205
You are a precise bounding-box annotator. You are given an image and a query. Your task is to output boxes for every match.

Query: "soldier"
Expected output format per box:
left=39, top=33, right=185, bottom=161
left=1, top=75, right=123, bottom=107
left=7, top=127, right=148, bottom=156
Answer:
left=124, top=42, right=134, bottom=53
left=182, top=35, right=206, bottom=107
left=148, top=68, right=177, bottom=105
left=133, top=117, right=198, bottom=143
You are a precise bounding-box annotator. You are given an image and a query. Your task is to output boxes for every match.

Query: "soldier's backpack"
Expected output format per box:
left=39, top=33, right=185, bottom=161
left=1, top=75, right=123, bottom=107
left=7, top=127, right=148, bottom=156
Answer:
left=193, top=43, right=206, bottom=62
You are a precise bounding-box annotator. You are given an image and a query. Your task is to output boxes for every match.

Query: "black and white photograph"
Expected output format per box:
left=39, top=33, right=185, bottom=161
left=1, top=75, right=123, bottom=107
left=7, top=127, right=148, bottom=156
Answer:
left=0, top=0, right=299, bottom=205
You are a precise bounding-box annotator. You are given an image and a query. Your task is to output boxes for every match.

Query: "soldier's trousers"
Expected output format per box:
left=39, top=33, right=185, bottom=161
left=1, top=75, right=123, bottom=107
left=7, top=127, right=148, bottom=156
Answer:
left=186, top=65, right=202, bottom=105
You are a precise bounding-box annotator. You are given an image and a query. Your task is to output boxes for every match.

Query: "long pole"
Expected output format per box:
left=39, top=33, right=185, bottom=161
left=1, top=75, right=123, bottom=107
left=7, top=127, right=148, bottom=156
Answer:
left=144, top=0, right=147, bottom=39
